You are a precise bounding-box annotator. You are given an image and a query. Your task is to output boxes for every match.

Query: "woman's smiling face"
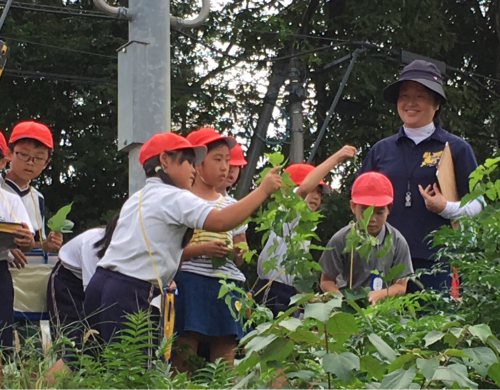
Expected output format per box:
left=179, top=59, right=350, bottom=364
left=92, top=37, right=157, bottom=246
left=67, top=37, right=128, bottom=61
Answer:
left=397, top=81, right=440, bottom=128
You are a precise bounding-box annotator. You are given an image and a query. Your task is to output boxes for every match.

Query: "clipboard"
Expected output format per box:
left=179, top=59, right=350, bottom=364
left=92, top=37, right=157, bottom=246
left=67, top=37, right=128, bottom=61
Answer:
left=436, top=142, right=459, bottom=230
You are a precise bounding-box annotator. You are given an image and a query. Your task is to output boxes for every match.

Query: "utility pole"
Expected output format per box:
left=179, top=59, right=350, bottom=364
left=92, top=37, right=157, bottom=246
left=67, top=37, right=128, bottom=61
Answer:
left=93, top=0, right=210, bottom=195
left=287, top=58, right=305, bottom=163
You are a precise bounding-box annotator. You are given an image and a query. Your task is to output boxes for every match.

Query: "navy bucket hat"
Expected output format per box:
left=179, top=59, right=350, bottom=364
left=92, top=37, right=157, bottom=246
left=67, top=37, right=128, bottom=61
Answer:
left=383, top=60, right=447, bottom=104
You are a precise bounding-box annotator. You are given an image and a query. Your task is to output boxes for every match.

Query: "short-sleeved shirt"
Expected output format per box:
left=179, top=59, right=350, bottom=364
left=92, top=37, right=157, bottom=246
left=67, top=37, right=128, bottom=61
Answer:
left=0, top=188, right=35, bottom=261
left=59, top=227, right=104, bottom=290
left=0, top=173, right=46, bottom=242
left=98, top=178, right=214, bottom=287
left=358, top=125, right=478, bottom=260
left=319, top=223, right=413, bottom=290
left=224, top=195, right=248, bottom=236
left=180, top=195, right=246, bottom=282
left=257, top=188, right=310, bottom=286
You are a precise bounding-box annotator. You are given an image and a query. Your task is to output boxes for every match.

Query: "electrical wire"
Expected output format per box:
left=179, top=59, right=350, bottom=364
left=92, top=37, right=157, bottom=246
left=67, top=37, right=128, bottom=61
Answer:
left=0, top=1, right=119, bottom=19
left=0, top=35, right=116, bottom=59
left=3, top=68, right=116, bottom=84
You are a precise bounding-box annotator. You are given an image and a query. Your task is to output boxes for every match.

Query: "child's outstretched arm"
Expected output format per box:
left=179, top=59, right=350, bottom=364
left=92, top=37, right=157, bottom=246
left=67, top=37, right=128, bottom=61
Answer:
left=296, top=145, right=357, bottom=198
left=320, top=273, right=340, bottom=293
left=203, top=166, right=282, bottom=232
left=367, top=279, right=407, bottom=305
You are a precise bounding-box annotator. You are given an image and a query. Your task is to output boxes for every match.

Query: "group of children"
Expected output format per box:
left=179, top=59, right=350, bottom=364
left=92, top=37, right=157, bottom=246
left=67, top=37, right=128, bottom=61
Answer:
left=0, top=120, right=416, bottom=376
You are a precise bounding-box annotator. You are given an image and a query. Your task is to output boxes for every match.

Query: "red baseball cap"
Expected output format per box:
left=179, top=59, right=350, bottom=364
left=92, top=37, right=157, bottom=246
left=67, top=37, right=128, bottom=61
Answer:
left=228, top=139, right=247, bottom=166
left=351, top=171, right=394, bottom=207
left=284, top=163, right=331, bottom=194
left=186, top=127, right=236, bottom=150
left=9, top=121, right=53, bottom=150
left=0, top=131, right=7, bottom=155
left=138, top=132, right=207, bottom=166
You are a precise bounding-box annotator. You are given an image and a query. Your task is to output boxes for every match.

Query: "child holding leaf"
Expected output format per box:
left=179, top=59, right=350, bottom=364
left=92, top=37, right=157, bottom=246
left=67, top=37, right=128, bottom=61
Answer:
left=173, top=128, right=248, bottom=371
left=319, top=172, right=413, bottom=305
left=0, top=121, right=63, bottom=252
left=0, top=130, right=35, bottom=354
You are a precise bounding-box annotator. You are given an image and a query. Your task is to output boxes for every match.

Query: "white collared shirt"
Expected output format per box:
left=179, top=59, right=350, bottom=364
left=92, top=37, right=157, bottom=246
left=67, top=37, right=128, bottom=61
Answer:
left=59, top=227, right=104, bottom=290
left=97, top=178, right=214, bottom=287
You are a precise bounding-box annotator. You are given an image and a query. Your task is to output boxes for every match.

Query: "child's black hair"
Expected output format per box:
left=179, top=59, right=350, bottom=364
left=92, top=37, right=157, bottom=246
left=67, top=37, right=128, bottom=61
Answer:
left=206, top=139, right=229, bottom=153
left=94, top=213, right=120, bottom=259
left=143, top=150, right=196, bottom=248
left=8, top=139, right=52, bottom=159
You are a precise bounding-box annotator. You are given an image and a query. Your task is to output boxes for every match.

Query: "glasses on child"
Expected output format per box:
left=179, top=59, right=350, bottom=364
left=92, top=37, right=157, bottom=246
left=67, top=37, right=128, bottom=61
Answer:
left=14, top=151, right=49, bottom=166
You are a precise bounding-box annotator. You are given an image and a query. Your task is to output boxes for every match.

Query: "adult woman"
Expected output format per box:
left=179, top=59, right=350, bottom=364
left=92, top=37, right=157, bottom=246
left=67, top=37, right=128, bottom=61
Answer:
left=358, top=60, right=483, bottom=293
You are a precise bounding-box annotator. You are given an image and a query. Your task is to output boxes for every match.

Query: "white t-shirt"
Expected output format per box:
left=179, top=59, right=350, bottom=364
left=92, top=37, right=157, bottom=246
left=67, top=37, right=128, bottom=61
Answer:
left=224, top=194, right=248, bottom=236
left=59, top=228, right=104, bottom=290
left=180, top=195, right=246, bottom=282
left=257, top=188, right=311, bottom=286
left=0, top=188, right=35, bottom=261
left=0, top=174, right=46, bottom=242
left=97, top=178, right=214, bottom=287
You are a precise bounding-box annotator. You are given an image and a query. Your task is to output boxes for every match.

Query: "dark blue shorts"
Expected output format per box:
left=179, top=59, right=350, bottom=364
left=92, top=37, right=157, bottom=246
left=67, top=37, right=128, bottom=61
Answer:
left=47, top=260, right=85, bottom=347
left=254, top=278, right=299, bottom=318
left=83, top=267, right=160, bottom=345
left=0, top=261, right=13, bottom=350
left=174, top=271, right=244, bottom=340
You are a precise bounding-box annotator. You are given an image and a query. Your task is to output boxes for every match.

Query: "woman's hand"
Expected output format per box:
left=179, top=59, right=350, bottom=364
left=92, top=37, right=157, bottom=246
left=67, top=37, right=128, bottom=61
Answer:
left=418, top=183, right=447, bottom=214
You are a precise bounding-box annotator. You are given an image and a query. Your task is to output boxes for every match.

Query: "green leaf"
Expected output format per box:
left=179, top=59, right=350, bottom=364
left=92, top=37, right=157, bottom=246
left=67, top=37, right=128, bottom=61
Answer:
left=359, top=206, right=374, bottom=230
left=278, top=318, right=302, bottom=332
left=387, top=354, right=417, bottom=373
left=360, top=355, right=385, bottom=381
left=444, top=349, right=470, bottom=358
left=488, top=363, right=500, bottom=386
left=432, top=364, right=478, bottom=389
left=376, top=233, right=393, bottom=259
left=260, top=338, right=294, bottom=363
left=424, top=330, right=445, bottom=347
left=368, top=333, right=397, bottom=362
left=303, top=298, right=342, bottom=323
left=383, top=263, right=406, bottom=283
left=244, top=334, right=277, bottom=355
left=289, top=293, right=315, bottom=305
left=462, top=347, right=498, bottom=377
left=416, top=357, right=439, bottom=381
left=380, top=367, right=417, bottom=389
left=326, top=312, right=358, bottom=344
left=266, top=152, right=285, bottom=167
left=211, top=256, right=227, bottom=270
left=322, top=352, right=360, bottom=383
left=286, top=370, right=314, bottom=381
left=469, top=324, right=493, bottom=343
left=47, top=203, right=74, bottom=233
left=486, top=336, right=500, bottom=354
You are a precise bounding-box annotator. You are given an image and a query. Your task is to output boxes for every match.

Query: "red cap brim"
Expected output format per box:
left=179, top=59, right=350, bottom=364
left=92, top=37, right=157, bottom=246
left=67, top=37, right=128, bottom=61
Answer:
left=351, top=195, right=393, bottom=207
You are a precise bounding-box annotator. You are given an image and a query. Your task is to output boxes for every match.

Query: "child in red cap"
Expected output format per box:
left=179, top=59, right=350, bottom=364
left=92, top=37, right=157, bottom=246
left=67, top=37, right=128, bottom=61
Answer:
left=83, top=131, right=281, bottom=360
left=0, top=130, right=35, bottom=355
left=1, top=121, right=63, bottom=253
left=319, top=171, right=414, bottom=305
left=173, top=128, right=252, bottom=371
left=255, top=145, right=356, bottom=317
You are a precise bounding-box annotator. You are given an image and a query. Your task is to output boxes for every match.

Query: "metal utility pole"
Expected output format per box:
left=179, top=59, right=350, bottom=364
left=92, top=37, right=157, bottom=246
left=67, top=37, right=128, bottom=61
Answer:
left=235, top=60, right=288, bottom=199
left=287, top=58, right=305, bottom=163
left=93, top=0, right=210, bottom=195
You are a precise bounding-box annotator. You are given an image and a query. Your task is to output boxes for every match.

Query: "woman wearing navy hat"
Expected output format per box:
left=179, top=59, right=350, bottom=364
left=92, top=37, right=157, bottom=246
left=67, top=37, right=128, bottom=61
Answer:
left=358, top=60, right=483, bottom=293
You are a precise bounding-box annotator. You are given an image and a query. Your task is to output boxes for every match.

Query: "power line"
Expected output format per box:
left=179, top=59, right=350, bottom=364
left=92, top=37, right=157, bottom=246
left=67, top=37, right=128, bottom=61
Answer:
left=3, top=68, right=117, bottom=84
left=0, top=1, right=119, bottom=19
left=0, top=35, right=116, bottom=59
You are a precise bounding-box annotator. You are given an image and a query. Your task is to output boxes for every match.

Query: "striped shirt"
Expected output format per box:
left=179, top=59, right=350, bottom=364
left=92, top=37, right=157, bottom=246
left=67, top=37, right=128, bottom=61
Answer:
left=180, top=194, right=246, bottom=282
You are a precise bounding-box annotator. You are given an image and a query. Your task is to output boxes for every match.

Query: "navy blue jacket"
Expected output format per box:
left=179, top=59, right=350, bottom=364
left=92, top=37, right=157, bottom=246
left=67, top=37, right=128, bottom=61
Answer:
left=358, top=125, right=478, bottom=260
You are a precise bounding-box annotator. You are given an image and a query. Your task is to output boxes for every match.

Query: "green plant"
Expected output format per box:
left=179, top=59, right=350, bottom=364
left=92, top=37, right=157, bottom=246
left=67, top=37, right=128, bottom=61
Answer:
left=47, top=203, right=74, bottom=233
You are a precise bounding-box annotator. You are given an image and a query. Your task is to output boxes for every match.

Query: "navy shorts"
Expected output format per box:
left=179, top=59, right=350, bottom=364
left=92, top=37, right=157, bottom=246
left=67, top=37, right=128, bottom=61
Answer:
left=84, top=267, right=161, bottom=345
left=174, top=271, right=244, bottom=340
left=0, top=261, right=14, bottom=351
left=254, top=278, right=299, bottom=318
left=47, top=260, right=85, bottom=348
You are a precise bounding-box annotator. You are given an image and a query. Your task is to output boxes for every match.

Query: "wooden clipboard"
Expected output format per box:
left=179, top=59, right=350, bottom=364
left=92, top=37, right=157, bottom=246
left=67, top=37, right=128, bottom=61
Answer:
left=436, top=142, right=459, bottom=229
